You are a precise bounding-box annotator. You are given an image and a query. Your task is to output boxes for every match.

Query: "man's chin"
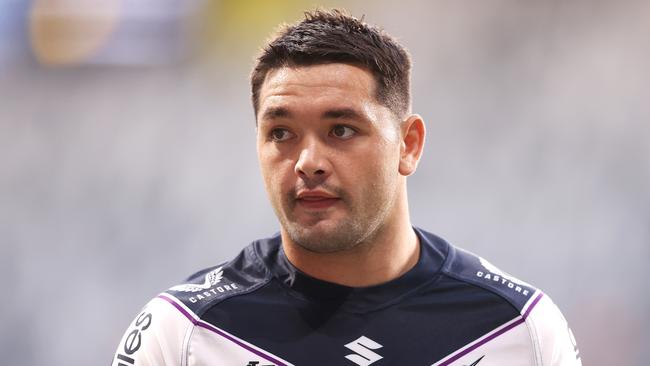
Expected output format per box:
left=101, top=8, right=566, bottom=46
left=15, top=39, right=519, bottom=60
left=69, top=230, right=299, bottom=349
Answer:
left=284, top=220, right=361, bottom=254
left=288, top=219, right=336, bottom=238
left=289, top=211, right=338, bottom=228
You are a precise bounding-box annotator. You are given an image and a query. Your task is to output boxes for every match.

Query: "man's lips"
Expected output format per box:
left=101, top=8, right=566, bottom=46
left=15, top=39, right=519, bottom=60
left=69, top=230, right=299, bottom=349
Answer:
left=295, top=190, right=341, bottom=209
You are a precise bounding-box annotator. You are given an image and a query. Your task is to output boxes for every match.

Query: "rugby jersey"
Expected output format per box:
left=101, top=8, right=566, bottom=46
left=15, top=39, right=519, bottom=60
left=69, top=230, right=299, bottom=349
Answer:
left=112, top=227, right=581, bottom=365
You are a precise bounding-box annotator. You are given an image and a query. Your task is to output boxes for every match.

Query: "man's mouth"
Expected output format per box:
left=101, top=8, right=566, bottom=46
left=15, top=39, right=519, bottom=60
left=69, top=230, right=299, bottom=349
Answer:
left=295, top=190, right=341, bottom=209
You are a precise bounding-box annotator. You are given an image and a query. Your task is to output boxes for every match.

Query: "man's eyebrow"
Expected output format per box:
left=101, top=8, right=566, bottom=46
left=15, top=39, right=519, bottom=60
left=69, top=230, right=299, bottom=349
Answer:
left=260, top=107, right=368, bottom=122
left=322, top=108, right=366, bottom=121
left=261, top=106, right=292, bottom=120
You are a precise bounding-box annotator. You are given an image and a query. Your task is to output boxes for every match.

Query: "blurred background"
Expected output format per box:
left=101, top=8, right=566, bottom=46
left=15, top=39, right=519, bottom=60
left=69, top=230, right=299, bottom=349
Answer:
left=1, top=0, right=648, bottom=364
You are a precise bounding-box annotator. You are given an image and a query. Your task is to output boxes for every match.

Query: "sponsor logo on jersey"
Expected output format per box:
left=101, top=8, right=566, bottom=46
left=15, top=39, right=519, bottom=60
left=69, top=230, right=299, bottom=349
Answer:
left=114, top=311, right=152, bottom=365
left=169, top=266, right=240, bottom=303
left=476, top=258, right=531, bottom=296
left=344, top=336, right=383, bottom=366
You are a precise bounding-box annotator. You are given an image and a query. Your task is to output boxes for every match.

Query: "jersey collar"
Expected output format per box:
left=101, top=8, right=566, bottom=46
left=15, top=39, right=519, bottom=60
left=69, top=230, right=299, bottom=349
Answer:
left=253, top=227, right=449, bottom=313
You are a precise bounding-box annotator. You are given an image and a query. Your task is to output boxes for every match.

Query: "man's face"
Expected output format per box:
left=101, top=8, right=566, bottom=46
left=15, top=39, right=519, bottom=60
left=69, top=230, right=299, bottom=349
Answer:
left=256, top=63, right=403, bottom=253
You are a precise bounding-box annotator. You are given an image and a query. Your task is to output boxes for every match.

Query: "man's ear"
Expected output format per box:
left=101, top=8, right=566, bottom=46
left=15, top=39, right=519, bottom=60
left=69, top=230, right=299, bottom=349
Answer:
left=399, top=114, right=426, bottom=176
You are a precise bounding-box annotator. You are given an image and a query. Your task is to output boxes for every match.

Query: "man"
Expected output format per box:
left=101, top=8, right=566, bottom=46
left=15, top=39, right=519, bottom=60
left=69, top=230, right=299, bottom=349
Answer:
left=113, top=9, right=581, bottom=366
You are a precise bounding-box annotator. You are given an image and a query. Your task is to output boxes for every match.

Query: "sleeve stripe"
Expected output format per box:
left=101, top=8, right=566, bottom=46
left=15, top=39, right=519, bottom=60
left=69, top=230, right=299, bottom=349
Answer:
left=434, top=316, right=525, bottom=366
left=522, top=291, right=544, bottom=320
left=157, top=294, right=294, bottom=366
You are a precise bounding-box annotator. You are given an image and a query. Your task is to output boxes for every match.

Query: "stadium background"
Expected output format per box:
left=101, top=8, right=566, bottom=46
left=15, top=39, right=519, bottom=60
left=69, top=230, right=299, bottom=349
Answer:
left=1, top=0, right=648, bottom=365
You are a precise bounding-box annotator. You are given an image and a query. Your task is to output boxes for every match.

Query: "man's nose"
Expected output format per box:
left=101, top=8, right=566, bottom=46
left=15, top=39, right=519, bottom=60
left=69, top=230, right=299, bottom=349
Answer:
left=294, top=139, right=331, bottom=184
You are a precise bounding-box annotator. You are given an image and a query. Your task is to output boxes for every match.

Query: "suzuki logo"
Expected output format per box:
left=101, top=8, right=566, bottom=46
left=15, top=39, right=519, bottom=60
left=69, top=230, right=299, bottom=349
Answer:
left=344, top=336, right=383, bottom=366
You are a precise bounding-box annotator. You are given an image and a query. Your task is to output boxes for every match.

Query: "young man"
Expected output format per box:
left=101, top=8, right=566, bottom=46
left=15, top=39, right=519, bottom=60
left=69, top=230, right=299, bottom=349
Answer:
left=113, top=10, right=581, bottom=366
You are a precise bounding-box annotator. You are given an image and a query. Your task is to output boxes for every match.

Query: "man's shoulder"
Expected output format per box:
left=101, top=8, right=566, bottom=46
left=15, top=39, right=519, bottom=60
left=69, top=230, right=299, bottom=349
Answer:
left=161, top=238, right=276, bottom=318
left=421, top=230, right=539, bottom=313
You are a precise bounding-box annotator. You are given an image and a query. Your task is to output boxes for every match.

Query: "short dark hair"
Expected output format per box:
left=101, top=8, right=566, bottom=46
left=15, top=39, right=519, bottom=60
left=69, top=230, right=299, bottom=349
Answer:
left=251, top=9, right=412, bottom=120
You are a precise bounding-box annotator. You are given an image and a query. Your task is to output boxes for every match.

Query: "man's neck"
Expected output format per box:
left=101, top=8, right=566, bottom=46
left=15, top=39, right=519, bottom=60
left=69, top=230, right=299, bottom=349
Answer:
left=281, top=210, right=420, bottom=287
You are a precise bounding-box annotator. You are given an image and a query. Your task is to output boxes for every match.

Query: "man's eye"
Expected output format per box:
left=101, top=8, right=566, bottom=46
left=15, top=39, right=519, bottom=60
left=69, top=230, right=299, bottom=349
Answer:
left=269, top=128, right=293, bottom=141
left=331, top=125, right=356, bottom=139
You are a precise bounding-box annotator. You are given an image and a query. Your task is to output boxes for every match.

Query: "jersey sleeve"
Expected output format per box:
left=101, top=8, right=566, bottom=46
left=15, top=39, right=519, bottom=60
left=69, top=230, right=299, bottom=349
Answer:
left=111, top=296, right=193, bottom=366
left=525, top=294, right=582, bottom=366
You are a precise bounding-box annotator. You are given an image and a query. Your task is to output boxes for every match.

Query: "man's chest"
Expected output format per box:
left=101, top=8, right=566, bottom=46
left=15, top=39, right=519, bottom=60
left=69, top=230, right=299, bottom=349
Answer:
left=189, top=291, right=532, bottom=366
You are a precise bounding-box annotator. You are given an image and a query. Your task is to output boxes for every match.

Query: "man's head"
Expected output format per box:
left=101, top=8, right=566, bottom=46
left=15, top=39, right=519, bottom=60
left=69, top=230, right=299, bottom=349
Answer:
left=253, top=10, right=425, bottom=254
left=251, top=9, right=412, bottom=121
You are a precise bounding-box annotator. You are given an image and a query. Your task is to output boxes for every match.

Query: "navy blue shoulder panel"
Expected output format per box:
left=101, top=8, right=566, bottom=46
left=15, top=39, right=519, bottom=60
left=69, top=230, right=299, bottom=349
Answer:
left=163, top=242, right=272, bottom=317
left=440, top=244, right=538, bottom=313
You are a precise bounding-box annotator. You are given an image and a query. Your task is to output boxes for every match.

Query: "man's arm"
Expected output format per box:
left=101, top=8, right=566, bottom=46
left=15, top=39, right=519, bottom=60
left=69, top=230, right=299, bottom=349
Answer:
left=111, top=296, right=191, bottom=366
left=525, top=294, right=582, bottom=366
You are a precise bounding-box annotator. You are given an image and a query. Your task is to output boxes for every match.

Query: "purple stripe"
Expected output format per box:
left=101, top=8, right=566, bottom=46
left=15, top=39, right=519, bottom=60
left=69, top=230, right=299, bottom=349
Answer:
left=522, top=292, right=544, bottom=320
left=157, top=295, right=289, bottom=366
left=438, top=317, right=525, bottom=366
left=158, top=294, right=197, bottom=323
left=437, top=293, right=544, bottom=365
